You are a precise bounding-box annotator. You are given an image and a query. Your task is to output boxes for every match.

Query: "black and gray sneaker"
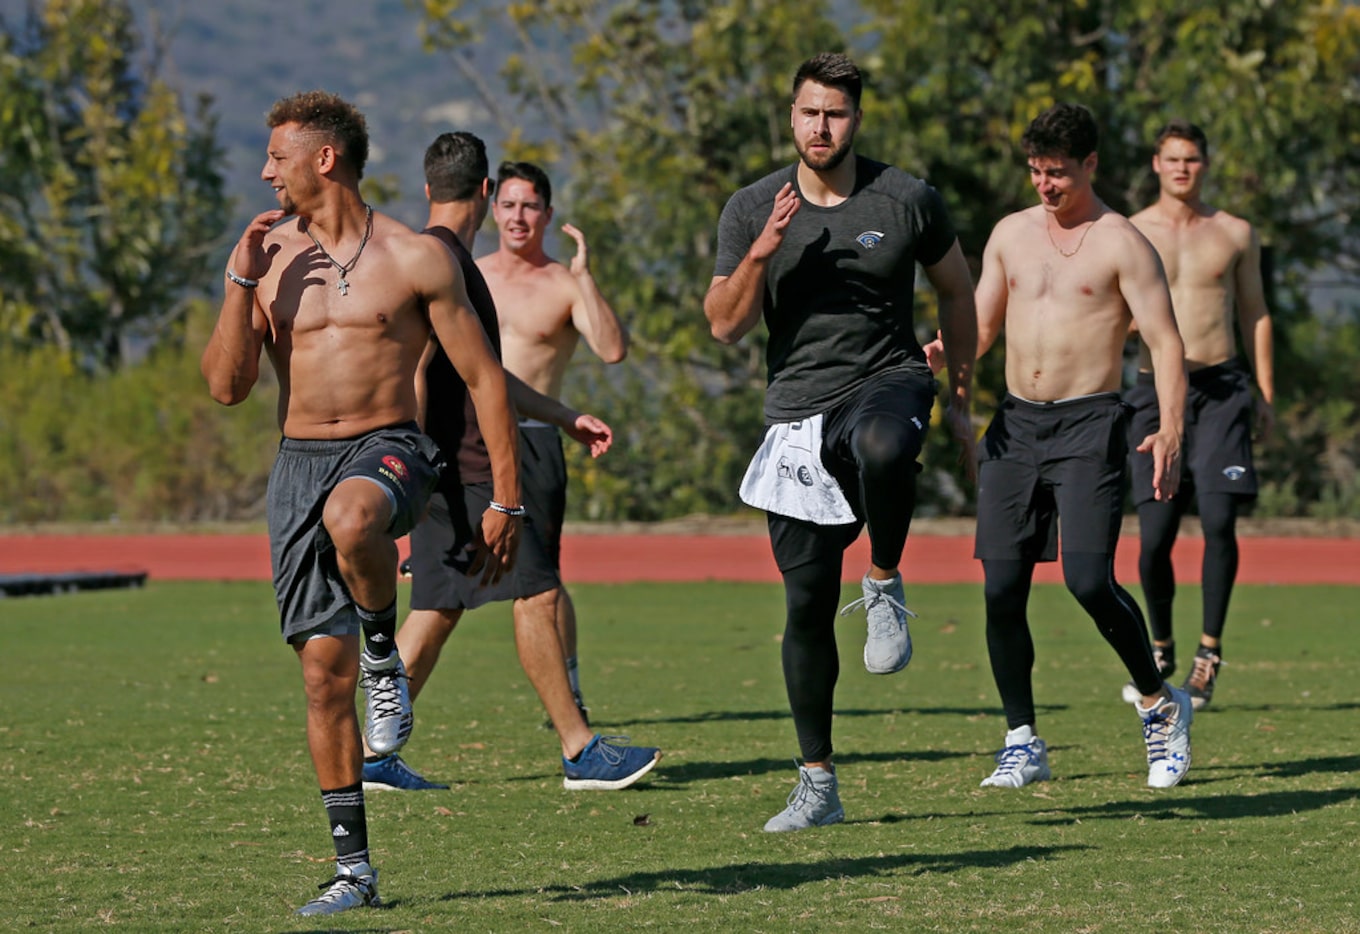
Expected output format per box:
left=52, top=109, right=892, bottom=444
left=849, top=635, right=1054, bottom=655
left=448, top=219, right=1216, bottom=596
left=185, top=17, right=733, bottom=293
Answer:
left=1121, top=642, right=1176, bottom=704
left=1182, top=646, right=1222, bottom=711
left=295, top=862, right=380, bottom=917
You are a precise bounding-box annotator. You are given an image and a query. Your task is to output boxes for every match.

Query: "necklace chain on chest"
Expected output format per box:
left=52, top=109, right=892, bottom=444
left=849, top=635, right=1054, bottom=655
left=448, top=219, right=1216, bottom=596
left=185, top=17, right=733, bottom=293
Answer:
left=305, top=204, right=373, bottom=296
left=1046, top=217, right=1095, bottom=258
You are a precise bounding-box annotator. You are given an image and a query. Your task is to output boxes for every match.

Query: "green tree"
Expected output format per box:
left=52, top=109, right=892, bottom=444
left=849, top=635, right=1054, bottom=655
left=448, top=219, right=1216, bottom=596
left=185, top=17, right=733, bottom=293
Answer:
left=417, top=0, right=1359, bottom=520
left=0, top=0, right=227, bottom=370
left=416, top=0, right=852, bottom=519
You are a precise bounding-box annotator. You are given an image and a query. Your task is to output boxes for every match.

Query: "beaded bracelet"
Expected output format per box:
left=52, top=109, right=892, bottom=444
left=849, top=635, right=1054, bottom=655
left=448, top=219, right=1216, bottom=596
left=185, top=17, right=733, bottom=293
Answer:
left=488, top=501, right=527, bottom=517
left=226, top=269, right=259, bottom=289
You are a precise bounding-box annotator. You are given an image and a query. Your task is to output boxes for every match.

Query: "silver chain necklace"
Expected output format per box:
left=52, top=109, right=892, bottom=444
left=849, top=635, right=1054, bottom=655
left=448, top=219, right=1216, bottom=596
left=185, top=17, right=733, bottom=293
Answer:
left=305, top=204, right=373, bottom=295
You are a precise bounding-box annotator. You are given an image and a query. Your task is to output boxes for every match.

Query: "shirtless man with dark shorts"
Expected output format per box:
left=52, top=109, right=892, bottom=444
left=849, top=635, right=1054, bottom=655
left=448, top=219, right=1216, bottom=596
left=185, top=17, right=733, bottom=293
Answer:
left=971, top=103, right=1193, bottom=791
left=360, top=132, right=658, bottom=795
left=200, top=92, right=521, bottom=917
left=1124, top=119, right=1275, bottom=710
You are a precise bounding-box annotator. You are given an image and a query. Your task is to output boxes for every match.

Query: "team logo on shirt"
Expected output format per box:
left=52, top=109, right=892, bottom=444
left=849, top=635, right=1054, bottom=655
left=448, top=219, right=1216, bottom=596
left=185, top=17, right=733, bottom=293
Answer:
left=855, top=230, right=886, bottom=250
left=1223, top=465, right=1248, bottom=481
left=381, top=456, right=410, bottom=482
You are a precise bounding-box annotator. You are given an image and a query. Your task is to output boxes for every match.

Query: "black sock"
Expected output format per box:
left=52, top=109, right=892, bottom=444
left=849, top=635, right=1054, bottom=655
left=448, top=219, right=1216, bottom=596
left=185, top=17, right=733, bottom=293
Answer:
left=321, top=782, right=370, bottom=869
left=356, top=600, right=397, bottom=661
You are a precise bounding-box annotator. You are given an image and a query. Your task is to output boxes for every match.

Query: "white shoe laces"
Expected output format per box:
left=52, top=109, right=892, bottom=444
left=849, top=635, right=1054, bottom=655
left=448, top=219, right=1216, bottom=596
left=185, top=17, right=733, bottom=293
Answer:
left=839, top=589, right=918, bottom=630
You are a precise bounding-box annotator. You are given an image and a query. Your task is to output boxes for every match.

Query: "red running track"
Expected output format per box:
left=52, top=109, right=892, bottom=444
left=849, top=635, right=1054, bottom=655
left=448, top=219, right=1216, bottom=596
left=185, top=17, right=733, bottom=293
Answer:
left=0, top=531, right=1355, bottom=585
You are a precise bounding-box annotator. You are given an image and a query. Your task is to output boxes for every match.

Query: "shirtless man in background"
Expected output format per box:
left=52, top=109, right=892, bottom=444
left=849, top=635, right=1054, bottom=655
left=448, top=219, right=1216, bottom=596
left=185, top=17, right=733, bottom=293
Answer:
left=1123, top=119, right=1275, bottom=711
left=200, top=91, right=521, bottom=917
left=478, top=161, right=628, bottom=719
left=971, top=102, right=1193, bottom=791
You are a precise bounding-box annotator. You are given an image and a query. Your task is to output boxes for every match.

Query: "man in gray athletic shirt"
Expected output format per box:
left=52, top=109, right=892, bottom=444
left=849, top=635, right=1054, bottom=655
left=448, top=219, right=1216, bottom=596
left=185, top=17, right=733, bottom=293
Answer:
left=704, top=51, right=977, bottom=832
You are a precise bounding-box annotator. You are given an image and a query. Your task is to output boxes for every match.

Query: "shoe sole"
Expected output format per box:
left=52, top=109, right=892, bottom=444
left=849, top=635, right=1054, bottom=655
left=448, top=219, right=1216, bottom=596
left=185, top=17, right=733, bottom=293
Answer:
left=562, top=752, right=660, bottom=791
left=864, top=649, right=912, bottom=675
left=980, top=768, right=1051, bottom=788
left=362, top=780, right=448, bottom=792
left=763, top=808, right=845, bottom=832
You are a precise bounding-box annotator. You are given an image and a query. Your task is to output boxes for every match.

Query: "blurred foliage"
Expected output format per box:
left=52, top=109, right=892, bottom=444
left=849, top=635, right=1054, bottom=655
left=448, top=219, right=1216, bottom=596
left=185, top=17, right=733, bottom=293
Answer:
left=0, top=300, right=277, bottom=523
left=0, top=0, right=228, bottom=371
left=415, top=0, right=1359, bottom=521
left=0, top=0, right=1355, bottom=522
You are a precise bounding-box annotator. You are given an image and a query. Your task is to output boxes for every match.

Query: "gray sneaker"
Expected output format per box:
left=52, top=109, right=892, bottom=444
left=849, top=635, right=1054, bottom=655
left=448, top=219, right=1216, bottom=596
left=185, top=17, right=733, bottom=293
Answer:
left=295, top=861, right=380, bottom=917
left=763, top=765, right=845, bottom=832
left=841, top=574, right=916, bottom=674
left=360, top=651, right=413, bottom=756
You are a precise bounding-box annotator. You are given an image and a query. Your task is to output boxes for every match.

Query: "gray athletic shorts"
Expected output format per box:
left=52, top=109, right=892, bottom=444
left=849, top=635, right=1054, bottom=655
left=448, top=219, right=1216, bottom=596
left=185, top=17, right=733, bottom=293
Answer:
left=267, top=422, right=443, bottom=643
left=975, top=393, right=1130, bottom=562
left=1128, top=357, right=1258, bottom=507
left=408, top=477, right=559, bottom=612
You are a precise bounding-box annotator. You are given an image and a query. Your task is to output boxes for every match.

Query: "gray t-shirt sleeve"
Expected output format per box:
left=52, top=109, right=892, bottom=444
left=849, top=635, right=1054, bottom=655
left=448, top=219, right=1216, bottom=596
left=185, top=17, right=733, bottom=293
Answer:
left=713, top=187, right=758, bottom=278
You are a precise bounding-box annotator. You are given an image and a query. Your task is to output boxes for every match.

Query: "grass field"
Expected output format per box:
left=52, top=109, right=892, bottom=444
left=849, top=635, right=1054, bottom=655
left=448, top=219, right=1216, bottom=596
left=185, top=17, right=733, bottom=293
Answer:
left=4, top=579, right=1359, bottom=932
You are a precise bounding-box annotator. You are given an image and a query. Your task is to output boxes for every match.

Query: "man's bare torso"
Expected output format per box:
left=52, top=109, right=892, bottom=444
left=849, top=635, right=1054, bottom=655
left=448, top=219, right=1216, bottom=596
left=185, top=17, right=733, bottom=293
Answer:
left=992, top=205, right=1145, bottom=401
left=477, top=251, right=580, bottom=399
left=1130, top=205, right=1251, bottom=372
left=259, top=215, right=430, bottom=439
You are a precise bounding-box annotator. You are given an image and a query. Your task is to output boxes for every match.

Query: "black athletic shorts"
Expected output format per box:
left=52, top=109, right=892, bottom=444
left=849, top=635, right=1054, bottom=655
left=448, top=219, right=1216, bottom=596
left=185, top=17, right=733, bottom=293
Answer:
left=518, top=422, right=568, bottom=569
left=408, top=476, right=559, bottom=612
left=268, top=422, right=443, bottom=642
left=1128, top=357, right=1258, bottom=507
left=767, top=366, right=936, bottom=573
left=974, top=393, right=1129, bottom=562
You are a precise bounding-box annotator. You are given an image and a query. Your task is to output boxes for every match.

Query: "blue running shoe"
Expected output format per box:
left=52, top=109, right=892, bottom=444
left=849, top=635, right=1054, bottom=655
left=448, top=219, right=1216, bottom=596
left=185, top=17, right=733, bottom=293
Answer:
left=362, top=754, right=449, bottom=791
left=295, top=861, right=380, bottom=916
left=562, top=735, right=660, bottom=790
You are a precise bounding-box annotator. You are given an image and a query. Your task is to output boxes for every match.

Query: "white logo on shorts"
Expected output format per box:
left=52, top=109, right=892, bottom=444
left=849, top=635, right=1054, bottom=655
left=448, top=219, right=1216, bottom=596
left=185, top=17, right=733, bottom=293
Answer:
left=1223, top=465, right=1247, bottom=481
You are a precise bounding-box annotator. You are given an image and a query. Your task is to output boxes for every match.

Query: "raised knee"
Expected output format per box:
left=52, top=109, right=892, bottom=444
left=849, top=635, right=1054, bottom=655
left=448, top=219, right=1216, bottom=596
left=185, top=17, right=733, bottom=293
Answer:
left=323, top=487, right=389, bottom=554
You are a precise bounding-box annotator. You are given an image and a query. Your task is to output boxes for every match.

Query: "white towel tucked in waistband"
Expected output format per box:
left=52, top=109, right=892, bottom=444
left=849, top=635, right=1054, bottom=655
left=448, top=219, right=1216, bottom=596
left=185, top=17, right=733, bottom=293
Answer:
left=739, top=414, right=857, bottom=525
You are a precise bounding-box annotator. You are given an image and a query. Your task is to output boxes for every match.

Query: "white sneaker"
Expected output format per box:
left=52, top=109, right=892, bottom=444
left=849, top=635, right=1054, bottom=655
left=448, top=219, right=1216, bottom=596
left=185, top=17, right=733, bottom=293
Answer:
left=1140, top=685, right=1193, bottom=788
left=980, top=725, right=1051, bottom=788
left=841, top=573, right=916, bottom=674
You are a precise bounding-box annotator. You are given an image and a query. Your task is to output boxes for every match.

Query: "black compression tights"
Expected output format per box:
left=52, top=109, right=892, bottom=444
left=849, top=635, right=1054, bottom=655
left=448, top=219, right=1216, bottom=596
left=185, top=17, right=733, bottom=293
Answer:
left=1138, top=493, right=1240, bottom=643
left=779, top=561, right=843, bottom=763
left=984, top=554, right=1160, bottom=727
left=847, top=413, right=919, bottom=570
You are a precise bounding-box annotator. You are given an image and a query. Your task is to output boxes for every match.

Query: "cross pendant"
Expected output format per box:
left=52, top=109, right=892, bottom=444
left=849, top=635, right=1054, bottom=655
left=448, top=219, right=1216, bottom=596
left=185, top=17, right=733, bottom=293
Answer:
left=337, top=277, right=349, bottom=296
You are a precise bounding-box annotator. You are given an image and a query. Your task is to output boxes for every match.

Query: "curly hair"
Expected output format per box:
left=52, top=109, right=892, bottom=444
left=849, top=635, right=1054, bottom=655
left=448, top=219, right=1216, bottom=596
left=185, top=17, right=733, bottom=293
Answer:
left=1022, top=103, right=1099, bottom=162
left=266, top=90, right=370, bottom=179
